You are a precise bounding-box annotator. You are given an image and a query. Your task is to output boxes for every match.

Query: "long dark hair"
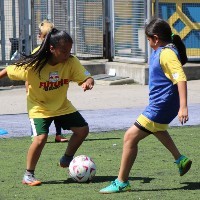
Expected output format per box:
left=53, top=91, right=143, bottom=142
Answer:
left=14, top=28, right=73, bottom=75
left=145, top=18, right=188, bottom=65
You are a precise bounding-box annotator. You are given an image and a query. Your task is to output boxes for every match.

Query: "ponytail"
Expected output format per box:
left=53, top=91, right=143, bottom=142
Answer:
left=13, top=28, right=73, bottom=76
left=171, top=34, right=188, bottom=65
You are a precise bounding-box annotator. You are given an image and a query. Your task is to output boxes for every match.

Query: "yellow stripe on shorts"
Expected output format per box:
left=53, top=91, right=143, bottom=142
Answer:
left=137, top=114, right=169, bottom=133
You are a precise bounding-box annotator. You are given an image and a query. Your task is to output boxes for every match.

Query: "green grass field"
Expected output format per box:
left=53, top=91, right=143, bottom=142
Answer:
left=0, top=126, right=199, bottom=200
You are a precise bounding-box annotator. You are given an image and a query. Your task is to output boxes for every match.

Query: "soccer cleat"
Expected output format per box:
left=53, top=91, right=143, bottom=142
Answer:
left=55, top=135, right=69, bottom=143
left=59, top=155, right=73, bottom=168
left=176, top=155, right=192, bottom=176
left=99, top=179, right=131, bottom=194
left=22, top=173, right=41, bottom=186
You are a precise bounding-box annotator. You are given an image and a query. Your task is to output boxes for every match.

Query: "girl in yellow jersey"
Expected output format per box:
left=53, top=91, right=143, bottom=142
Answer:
left=29, top=20, right=68, bottom=142
left=0, top=28, right=94, bottom=186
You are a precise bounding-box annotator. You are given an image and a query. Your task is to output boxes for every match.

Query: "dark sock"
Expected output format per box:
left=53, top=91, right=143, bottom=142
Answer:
left=64, top=154, right=74, bottom=162
left=26, top=169, right=34, bottom=175
left=65, top=154, right=73, bottom=158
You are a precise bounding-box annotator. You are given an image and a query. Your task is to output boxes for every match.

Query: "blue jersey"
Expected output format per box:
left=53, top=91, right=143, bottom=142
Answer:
left=142, top=45, right=180, bottom=124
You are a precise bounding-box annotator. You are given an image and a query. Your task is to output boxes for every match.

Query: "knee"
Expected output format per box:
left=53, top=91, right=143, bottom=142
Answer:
left=34, top=134, right=47, bottom=146
left=72, top=126, right=89, bottom=138
left=81, top=126, right=89, bottom=138
left=124, top=131, right=139, bottom=146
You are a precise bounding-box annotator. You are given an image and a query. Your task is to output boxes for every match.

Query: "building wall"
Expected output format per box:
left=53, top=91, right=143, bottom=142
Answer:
left=157, top=0, right=200, bottom=60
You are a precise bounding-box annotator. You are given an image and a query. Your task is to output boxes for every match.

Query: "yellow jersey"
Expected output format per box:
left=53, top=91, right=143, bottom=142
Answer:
left=6, top=56, right=91, bottom=118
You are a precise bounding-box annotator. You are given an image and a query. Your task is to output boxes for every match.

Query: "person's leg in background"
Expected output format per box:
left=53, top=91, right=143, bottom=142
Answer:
left=54, top=120, right=68, bottom=142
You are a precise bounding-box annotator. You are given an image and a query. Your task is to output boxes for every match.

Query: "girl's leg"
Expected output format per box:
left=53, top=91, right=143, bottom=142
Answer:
left=26, top=134, right=48, bottom=170
left=54, top=120, right=68, bottom=142
left=54, top=120, right=62, bottom=136
left=154, top=130, right=192, bottom=176
left=65, top=126, right=89, bottom=156
left=118, top=125, right=150, bottom=182
left=23, top=134, right=48, bottom=186
left=99, top=125, right=150, bottom=193
left=154, top=130, right=181, bottom=160
left=59, top=126, right=89, bottom=167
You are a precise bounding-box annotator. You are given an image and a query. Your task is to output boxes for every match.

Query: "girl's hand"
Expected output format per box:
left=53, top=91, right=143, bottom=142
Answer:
left=81, top=78, right=94, bottom=92
left=178, top=106, right=189, bottom=125
left=177, top=81, right=188, bottom=125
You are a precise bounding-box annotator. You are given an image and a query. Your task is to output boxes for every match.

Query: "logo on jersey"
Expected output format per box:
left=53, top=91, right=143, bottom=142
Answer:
left=49, top=72, right=59, bottom=82
left=172, top=72, right=179, bottom=80
left=39, top=71, right=69, bottom=91
left=84, top=70, right=91, bottom=76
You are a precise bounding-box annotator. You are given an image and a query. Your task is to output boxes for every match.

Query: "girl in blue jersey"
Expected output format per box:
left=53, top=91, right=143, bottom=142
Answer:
left=100, top=18, right=192, bottom=194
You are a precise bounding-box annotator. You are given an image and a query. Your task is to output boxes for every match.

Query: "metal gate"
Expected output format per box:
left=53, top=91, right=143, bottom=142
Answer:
left=113, top=0, right=147, bottom=62
left=1, top=0, right=200, bottom=64
left=0, top=0, right=31, bottom=64
left=32, top=0, right=104, bottom=59
left=0, top=0, right=21, bottom=63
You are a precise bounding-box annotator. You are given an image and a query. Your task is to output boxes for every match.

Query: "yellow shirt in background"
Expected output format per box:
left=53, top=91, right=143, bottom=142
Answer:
left=32, top=46, right=40, bottom=54
left=6, top=56, right=91, bottom=118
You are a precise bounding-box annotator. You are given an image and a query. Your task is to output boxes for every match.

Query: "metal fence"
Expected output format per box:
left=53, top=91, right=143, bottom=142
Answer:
left=0, top=0, right=20, bottom=63
left=113, top=0, right=147, bottom=62
left=0, top=0, right=199, bottom=65
left=32, top=0, right=104, bottom=59
left=0, top=0, right=30, bottom=64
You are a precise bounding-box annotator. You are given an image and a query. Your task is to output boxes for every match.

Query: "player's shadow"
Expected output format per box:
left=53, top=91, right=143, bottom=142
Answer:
left=93, top=176, right=154, bottom=183
left=42, top=178, right=200, bottom=191
left=42, top=176, right=154, bottom=185
left=42, top=179, right=92, bottom=184
left=179, top=182, right=200, bottom=190
left=46, top=137, right=121, bottom=143
left=46, top=141, right=68, bottom=144
left=134, top=182, right=200, bottom=191
left=85, top=137, right=121, bottom=142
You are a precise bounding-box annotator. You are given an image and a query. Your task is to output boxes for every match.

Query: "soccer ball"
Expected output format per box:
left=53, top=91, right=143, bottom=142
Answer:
left=69, top=155, right=96, bottom=183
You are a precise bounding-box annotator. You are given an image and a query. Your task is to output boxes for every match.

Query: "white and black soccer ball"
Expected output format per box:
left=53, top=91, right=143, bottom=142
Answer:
left=69, top=155, right=96, bottom=183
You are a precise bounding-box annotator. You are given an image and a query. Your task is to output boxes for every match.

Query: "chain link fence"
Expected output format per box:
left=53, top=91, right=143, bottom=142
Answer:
left=0, top=0, right=199, bottom=65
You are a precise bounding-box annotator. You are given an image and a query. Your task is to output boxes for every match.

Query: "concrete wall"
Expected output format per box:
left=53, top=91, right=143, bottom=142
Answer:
left=0, top=76, right=24, bottom=87
left=183, top=64, right=200, bottom=81
left=105, top=62, right=149, bottom=85
left=0, top=61, right=200, bottom=86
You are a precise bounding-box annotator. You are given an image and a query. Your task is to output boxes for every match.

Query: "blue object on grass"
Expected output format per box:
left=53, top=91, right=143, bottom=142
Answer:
left=0, top=128, right=8, bottom=135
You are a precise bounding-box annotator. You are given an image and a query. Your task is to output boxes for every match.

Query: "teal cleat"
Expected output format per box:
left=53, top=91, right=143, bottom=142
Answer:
left=99, top=179, right=131, bottom=194
left=176, top=155, right=192, bottom=176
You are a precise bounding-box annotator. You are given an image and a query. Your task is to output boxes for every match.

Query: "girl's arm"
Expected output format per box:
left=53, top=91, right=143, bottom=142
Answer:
left=81, top=77, right=94, bottom=92
left=177, top=81, right=189, bottom=124
left=0, top=68, right=8, bottom=79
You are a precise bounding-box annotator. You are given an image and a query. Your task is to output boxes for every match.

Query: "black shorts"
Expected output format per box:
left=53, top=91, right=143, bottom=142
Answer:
left=30, top=111, right=88, bottom=136
left=134, top=121, right=153, bottom=134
